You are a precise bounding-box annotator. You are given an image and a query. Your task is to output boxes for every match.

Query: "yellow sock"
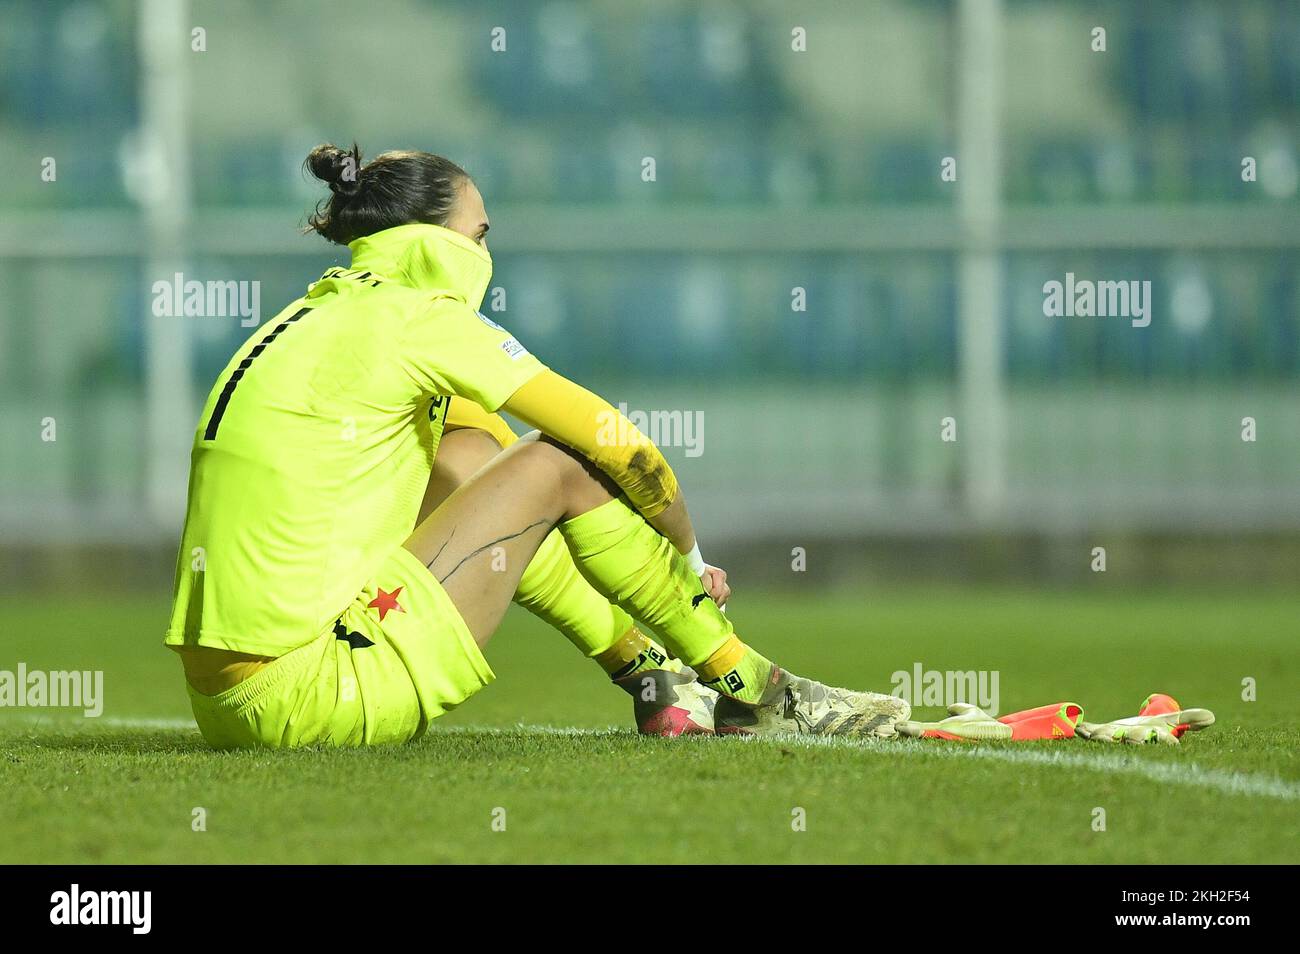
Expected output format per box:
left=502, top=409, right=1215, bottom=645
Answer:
left=593, top=626, right=680, bottom=680
left=514, top=529, right=636, bottom=659
left=559, top=497, right=736, bottom=669
left=694, top=635, right=774, bottom=703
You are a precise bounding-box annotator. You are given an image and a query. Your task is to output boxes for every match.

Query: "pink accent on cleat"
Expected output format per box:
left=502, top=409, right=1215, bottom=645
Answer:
left=615, top=666, right=719, bottom=737
left=639, top=706, right=713, bottom=737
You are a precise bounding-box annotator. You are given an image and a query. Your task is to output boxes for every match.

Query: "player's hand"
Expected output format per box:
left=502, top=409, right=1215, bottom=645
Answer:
left=700, top=565, right=730, bottom=608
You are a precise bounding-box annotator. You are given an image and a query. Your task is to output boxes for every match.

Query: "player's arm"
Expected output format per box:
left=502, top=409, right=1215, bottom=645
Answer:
left=441, top=384, right=687, bottom=547
left=502, top=369, right=698, bottom=554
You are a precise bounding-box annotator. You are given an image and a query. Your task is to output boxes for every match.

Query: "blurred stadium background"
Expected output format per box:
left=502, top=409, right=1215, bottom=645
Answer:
left=1, top=0, right=1297, bottom=593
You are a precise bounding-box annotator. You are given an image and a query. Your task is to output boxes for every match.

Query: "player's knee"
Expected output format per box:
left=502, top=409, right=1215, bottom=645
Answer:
left=515, top=432, right=617, bottom=503
left=507, top=431, right=582, bottom=490
left=517, top=431, right=578, bottom=467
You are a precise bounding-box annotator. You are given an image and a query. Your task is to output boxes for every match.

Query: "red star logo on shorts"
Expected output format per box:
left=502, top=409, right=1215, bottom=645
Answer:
left=367, top=586, right=405, bottom=622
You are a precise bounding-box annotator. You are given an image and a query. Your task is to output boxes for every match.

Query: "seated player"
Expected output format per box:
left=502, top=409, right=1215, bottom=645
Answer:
left=165, top=144, right=909, bottom=748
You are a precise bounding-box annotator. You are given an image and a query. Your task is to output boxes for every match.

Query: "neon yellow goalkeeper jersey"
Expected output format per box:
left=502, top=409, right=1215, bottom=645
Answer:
left=165, top=224, right=544, bottom=657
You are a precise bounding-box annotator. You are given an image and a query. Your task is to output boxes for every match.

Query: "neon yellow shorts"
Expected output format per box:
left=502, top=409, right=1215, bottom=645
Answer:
left=187, top=546, right=494, bottom=749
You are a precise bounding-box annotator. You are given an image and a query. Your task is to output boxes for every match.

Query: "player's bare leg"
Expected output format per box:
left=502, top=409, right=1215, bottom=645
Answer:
left=405, top=433, right=606, bottom=647
left=405, top=433, right=909, bottom=738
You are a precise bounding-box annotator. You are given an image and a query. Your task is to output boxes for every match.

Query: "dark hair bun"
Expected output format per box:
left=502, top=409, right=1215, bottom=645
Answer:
left=303, top=141, right=470, bottom=246
left=306, top=143, right=363, bottom=197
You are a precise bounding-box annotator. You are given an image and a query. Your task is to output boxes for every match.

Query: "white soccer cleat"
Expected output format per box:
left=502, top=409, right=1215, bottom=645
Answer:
left=614, top=666, right=719, bottom=737
left=713, top=667, right=910, bottom=739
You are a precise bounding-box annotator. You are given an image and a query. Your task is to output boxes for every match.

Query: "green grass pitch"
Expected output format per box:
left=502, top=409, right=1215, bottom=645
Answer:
left=1, top=586, right=1297, bottom=864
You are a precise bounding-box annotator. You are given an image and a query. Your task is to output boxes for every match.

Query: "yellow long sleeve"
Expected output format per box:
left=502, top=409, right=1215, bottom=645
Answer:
left=502, top=369, right=679, bottom=518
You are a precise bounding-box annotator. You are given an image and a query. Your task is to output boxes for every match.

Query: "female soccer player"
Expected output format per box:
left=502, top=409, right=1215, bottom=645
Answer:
left=164, top=143, right=908, bottom=748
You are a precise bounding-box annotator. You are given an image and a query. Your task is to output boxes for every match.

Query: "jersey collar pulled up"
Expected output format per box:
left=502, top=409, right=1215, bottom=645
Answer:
left=346, top=223, right=493, bottom=311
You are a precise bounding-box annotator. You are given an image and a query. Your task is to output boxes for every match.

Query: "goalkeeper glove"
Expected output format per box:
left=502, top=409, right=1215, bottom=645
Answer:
left=898, top=703, right=1010, bottom=741
left=1076, top=693, right=1214, bottom=745
left=898, top=701, right=1084, bottom=741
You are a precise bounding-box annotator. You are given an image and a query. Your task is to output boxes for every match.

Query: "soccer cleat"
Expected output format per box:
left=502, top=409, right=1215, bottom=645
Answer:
left=713, top=667, right=910, bottom=739
left=614, top=666, right=718, bottom=737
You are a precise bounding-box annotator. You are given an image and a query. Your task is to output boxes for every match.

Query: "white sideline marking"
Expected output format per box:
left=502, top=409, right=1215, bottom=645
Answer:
left=750, top=732, right=1300, bottom=802
left=3, top=715, right=198, bottom=731
left=101, top=717, right=198, bottom=730
left=432, top=725, right=1300, bottom=802
left=8, top=717, right=1297, bottom=802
